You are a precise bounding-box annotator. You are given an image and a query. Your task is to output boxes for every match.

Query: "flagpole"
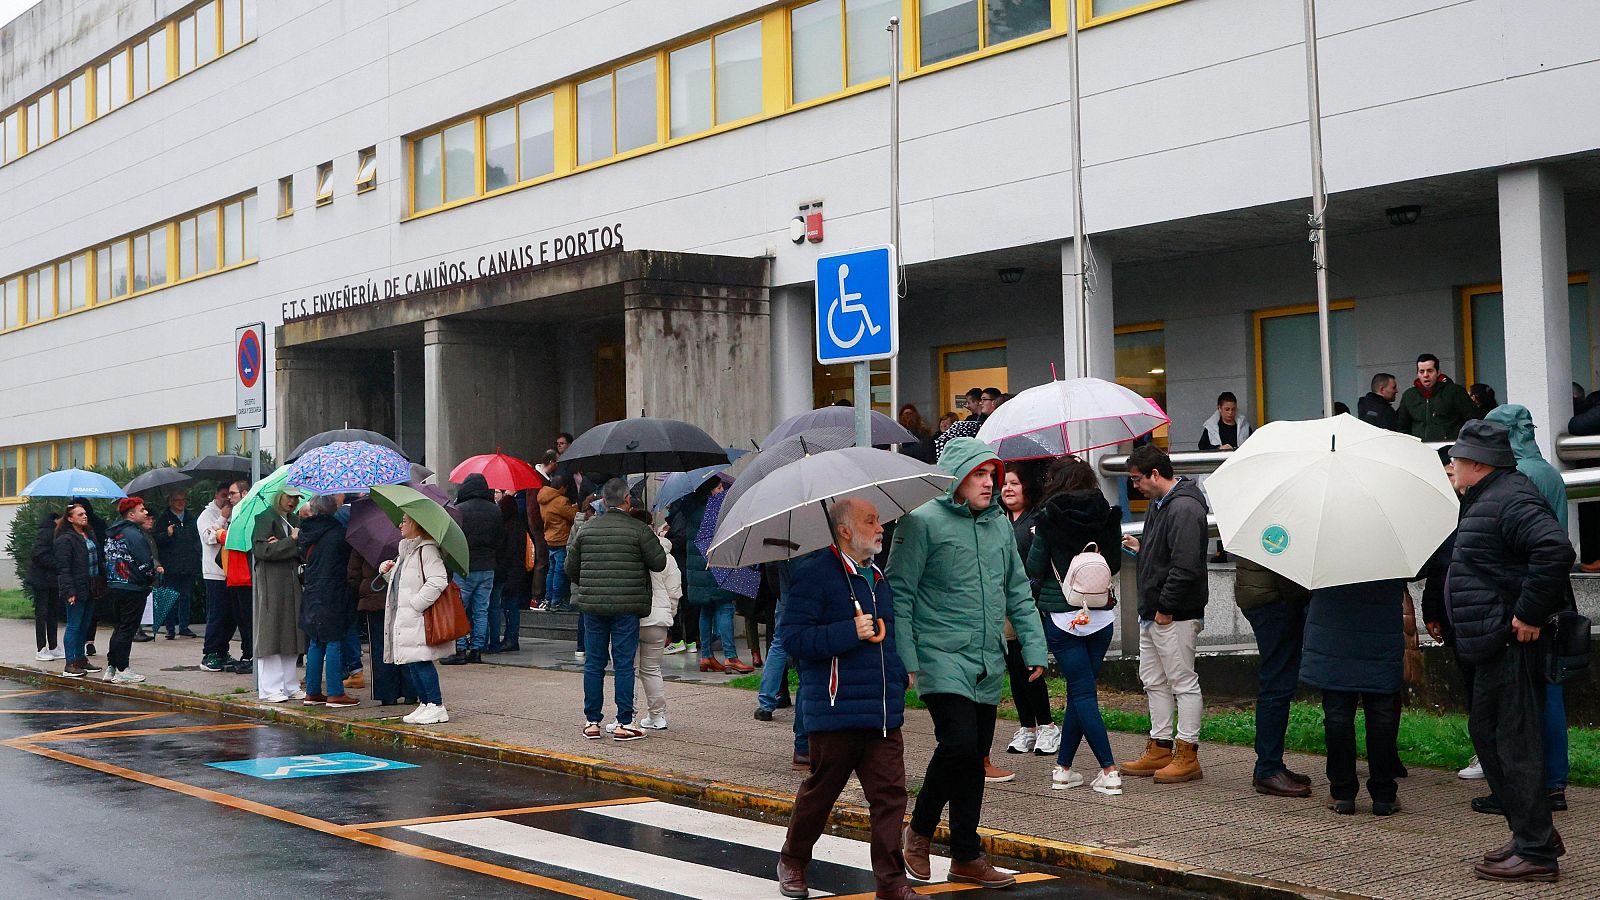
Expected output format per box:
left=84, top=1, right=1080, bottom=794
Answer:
left=1304, top=0, right=1334, bottom=416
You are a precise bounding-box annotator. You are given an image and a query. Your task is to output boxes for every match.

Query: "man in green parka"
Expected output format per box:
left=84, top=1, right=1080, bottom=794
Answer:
left=889, top=437, right=1047, bottom=889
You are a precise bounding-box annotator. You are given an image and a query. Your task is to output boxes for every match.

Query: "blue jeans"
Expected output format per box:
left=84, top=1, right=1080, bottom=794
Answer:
left=583, top=614, right=639, bottom=726
left=341, top=622, right=361, bottom=675
left=1241, top=599, right=1307, bottom=780
left=1546, top=683, right=1569, bottom=791
left=159, top=577, right=193, bottom=635
left=453, top=571, right=494, bottom=651
left=405, top=661, right=442, bottom=705
left=305, top=638, right=344, bottom=696
left=757, top=607, right=791, bottom=711
left=63, top=594, right=95, bottom=663
left=546, top=548, right=569, bottom=607
left=1043, top=616, right=1115, bottom=770
left=698, top=600, right=736, bottom=660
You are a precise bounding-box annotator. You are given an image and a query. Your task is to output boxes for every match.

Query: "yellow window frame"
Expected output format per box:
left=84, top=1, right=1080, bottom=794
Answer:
left=1459, top=273, right=1589, bottom=386
left=1251, top=299, right=1356, bottom=427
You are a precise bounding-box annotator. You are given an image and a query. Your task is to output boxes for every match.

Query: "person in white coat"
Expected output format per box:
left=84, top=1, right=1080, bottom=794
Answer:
left=631, top=509, right=682, bottom=730
left=379, top=514, right=455, bottom=725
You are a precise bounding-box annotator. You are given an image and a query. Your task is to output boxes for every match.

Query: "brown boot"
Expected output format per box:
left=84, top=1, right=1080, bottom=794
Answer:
left=1120, top=739, right=1173, bottom=777
left=948, top=855, right=1017, bottom=888
left=982, top=756, right=1015, bottom=783
left=724, top=657, right=755, bottom=674
left=776, top=857, right=809, bottom=898
left=1153, top=740, right=1203, bottom=783
left=902, top=825, right=932, bottom=881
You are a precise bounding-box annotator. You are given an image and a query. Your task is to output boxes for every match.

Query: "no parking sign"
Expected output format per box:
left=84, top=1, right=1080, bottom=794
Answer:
left=235, top=322, right=266, bottom=431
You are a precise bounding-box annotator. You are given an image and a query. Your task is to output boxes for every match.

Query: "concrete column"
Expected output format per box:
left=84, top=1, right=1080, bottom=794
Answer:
left=423, top=319, right=557, bottom=475
left=274, top=343, right=394, bottom=461
left=1498, top=167, right=1571, bottom=462
left=557, top=326, right=597, bottom=435
left=392, top=348, right=425, bottom=462
left=624, top=284, right=771, bottom=449
left=769, top=284, right=815, bottom=428
left=1059, top=241, right=1116, bottom=383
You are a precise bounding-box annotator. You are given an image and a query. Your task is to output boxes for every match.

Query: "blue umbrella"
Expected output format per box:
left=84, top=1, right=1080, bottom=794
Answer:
left=22, top=468, right=126, bottom=499
left=286, top=441, right=411, bottom=495
left=652, top=464, right=729, bottom=513
left=695, top=490, right=761, bottom=598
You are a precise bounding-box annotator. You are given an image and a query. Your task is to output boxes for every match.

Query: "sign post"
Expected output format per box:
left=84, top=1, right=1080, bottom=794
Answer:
left=234, top=322, right=266, bottom=692
left=815, top=246, right=898, bottom=447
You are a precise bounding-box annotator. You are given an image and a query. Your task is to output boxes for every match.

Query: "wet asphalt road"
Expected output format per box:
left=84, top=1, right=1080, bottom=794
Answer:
left=0, top=678, right=1172, bottom=900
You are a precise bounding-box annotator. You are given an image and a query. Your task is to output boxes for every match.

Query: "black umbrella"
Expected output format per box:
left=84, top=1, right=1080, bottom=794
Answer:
left=123, top=467, right=193, bottom=495
left=761, top=406, right=917, bottom=449
left=180, top=454, right=253, bottom=481
left=562, top=417, right=728, bottom=474
left=717, top=427, right=856, bottom=529
left=286, top=429, right=407, bottom=463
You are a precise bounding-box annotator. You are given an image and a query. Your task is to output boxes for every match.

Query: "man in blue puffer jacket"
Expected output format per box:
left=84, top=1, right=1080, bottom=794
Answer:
left=777, top=498, right=915, bottom=900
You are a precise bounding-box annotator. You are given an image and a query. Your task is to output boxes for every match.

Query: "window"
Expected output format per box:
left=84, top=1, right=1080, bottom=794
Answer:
left=148, top=29, right=169, bottom=89
left=986, top=0, right=1051, bottom=45
left=64, top=254, right=88, bottom=310
left=937, top=340, right=1008, bottom=414
left=316, top=161, right=334, bottom=205
left=355, top=146, right=378, bottom=192
left=670, top=22, right=764, bottom=139
left=846, top=0, right=898, bottom=84
left=1462, top=276, right=1594, bottom=395
left=1116, top=323, right=1168, bottom=447
left=715, top=23, right=763, bottom=125
left=222, top=0, right=244, bottom=53
left=196, top=208, right=219, bottom=272
left=25, top=100, right=39, bottom=151
left=96, top=247, right=111, bottom=301
left=178, top=16, right=197, bottom=75
left=920, top=0, right=1049, bottom=65
left=133, top=432, right=151, bottom=466
left=791, top=1, right=843, bottom=103
left=483, top=108, right=516, bottom=191
left=0, top=449, right=16, bottom=498
left=110, top=239, right=131, bottom=298
left=1, top=277, right=17, bottom=330
left=2, top=110, right=12, bottom=164
left=132, top=234, right=150, bottom=292
left=38, top=94, right=55, bottom=144
left=442, top=122, right=476, bottom=203
left=132, top=41, right=149, bottom=98
left=196, top=2, right=220, bottom=66
left=110, top=49, right=130, bottom=108
left=241, top=193, right=257, bottom=260
left=223, top=198, right=245, bottom=266
left=579, top=58, right=659, bottom=165
left=278, top=175, right=294, bottom=216
left=1086, top=0, right=1181, bottom=24
left=95, top=63, right=111, bottom=118
left=178, top=217, right=197, bottom=279
left=412, top=132, right=442, bottom=211
left=576, top=75, right=613, bottom=166
left=25, top=447, right=49, bottom=480
left=517, top=94, right=555, bottom=181
left=669, top=42, right=712, bottom=139
left=69, top=73, right=87, bottom=127
left=26, top=269, right=51, bottom=322
left=148, top=225, right=169, bottom=287
left=1255, top=302, right=1356, bottom=425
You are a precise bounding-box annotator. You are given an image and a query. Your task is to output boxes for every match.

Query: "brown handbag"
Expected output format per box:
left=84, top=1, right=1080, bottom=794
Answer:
left=424, top=579, right=470, bottom=645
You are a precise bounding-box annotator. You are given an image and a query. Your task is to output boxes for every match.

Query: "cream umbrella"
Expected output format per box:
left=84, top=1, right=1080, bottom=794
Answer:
left=1202, top=414, right=1457, bottom=589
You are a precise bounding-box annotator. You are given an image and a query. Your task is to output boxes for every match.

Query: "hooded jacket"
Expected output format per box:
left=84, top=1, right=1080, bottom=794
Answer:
left=104, top=518, right=157, bottom=592
left=1026, top=489, right=1122, bottom=614
left=455, top=474, right=503, bottom=572
left=1357, top=392, right=1400, bottom=431
left=537, top=485, right=576, bottom=547
left=197, top=500, right=229, bottom=581
left=642, top=534, right=683, bottom=628
left=28, top=514, right=60, bottom=597
left=297, top=513, right=353, bottom=642
left=1486, top=404, right=1568, bottom=530
left=886, top=437, right=1047, bottom=704
left=782, top=547, right=906, bottom=734
left=1397, top=374, right=1476, bottom=441
left=1134, top=476, right=1209, bottom=622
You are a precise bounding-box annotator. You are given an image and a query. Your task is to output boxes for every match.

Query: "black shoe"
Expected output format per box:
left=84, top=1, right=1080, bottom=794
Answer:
left=200, top=654, right=225, bottom=672
left=85, top=642, right=97, bottom=657
left=775, top=694, right=792, bottom=709
left=1472, top=794, right=1503, bottom=815
left=465, top=650, right=482, bottom=664
left=165, top=633, right=177, bottom=640
left=1396, top=763, right=1410, bottom=778
left=1550, top=790, right=1568, bottom=812
left=501, top=642, right=520, bottom=652
left=754, top=708, right=774, bottom=721
left=441, top=652, right=469, bottom=666
left=132, top=631, right=155, bottom=643
left=1372, top=800, right=1401, bottom=817
left=231, top=658, right=254, bottom=675
left=178, top=630, right=199, bottom=638
left=1327, top=798, right=1355, bottom=815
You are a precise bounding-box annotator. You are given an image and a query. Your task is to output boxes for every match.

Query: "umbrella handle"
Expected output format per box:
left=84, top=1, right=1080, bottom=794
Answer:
left=853, top=600, right=887, bottom=644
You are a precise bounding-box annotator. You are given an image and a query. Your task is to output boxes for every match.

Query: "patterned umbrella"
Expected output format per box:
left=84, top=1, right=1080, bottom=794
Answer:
left=286, top=428, right=407, bottom=463
left=286, top=441, right=411, bottom=495
left=694, top=490, right=762, bottom=597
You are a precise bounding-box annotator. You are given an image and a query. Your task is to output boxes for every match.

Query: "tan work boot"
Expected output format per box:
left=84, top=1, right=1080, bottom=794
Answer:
left=1120, top=739, right=1173, bottom=777
left=1153, top=739, right=1203, bottom=783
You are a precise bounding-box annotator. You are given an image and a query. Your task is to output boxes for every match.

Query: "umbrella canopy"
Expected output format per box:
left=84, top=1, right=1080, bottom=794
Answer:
left=761, top=406, right=917, bottom=449
left=124, top=467, right=192, bottom=495
left=653, top=464, right=729, bottom=513
left=369, top=484, right=470, bottom=576
left=707, top=446, right=952, bottom=568
left=22, top=468, right=125, bottom=499
left=724, top=446, right=754, bottom=462
left=932, top=418, right=982, bottom=460
left=450, top=451, right=541, bottom=491
left=287, top=441, right=411, bottom=495
left=562, top=417, right=727, bottom=474
left=409, top=463, right=436, bottom=484
left=345, top=484, right=458, bottom=567
left=694, top=490, right=761, bottom=597
left=286, top=428, right=407, bottom=463
left=976, top=377, right=1169, bottom=461
left=718, top=427, right=856, bottom=525
left=1203, top=414, right=1458, bottom=590
left=224, top=464, right=296, bottom=553
left=180, top=454, right=253, bottom=481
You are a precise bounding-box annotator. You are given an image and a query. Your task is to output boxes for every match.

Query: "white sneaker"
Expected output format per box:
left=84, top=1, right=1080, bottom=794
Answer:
left=111, top=669, right=146, bottom=684
left=402, top=703, right=430, bottom=723
left=1458, top=755, right=1485, bottom=780
left=51, top=648, right=66, bottom=660
left=603, top=720, right=619, bottom=734
left=1091, top=769, right=1123, bottom=796
left=35, top=648, right=54, bottom=661
left=1051, top=766, right=1083, bottom=790
left=1034, top=724, right=1062, bottom=756
left=640, top=714, right=668, bottom=730
left=574, top=651, right=585, bottom=661
left=417, top=704, right=449, bottom=725
left=261, top=692, right=290, bottom=703
left=1005, top=727, right=1036, bottom=754
left=287, top=689, right=307, bottom=701
left=102, top=666, right=117, bottom=682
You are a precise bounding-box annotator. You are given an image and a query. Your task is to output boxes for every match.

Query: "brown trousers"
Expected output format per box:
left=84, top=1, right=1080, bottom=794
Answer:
left=782, top=727, right=909, bottom=894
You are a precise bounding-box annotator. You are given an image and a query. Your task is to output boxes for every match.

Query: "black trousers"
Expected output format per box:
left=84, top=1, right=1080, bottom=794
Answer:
left=365, top=609, right=416, bottom=704
left=1470, top=642, right=1561, bottom=866
left=911, top=693, right=997, bottom=862
left=1321, top=689, right=1400, bottom=803
left=106, top=588, right=145, bottom=671
left=33, top=586, right=62, bottom=651
left=202, top=579, right=234, bottom=657
left=1005, top=638, right=1052, bottom=728
left=228, top=586, right=254, bottom=659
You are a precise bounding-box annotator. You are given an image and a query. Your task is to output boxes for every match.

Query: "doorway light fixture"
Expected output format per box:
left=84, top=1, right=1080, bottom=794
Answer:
left=998, top=267, right=1025, bottom=284
left=1385, top=204, right=1421, bottom=226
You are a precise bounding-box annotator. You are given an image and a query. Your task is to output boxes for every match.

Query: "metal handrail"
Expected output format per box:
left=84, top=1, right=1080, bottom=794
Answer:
left=1557, top=434, right=1600, bottom=462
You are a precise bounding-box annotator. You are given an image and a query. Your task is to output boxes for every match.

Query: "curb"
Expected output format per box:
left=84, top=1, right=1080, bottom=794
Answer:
left=0, top=663, right=1359, bottom=900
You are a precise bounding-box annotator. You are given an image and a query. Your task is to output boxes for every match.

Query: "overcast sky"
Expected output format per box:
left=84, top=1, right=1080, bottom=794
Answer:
left=0, top=0, right=38, bottom=30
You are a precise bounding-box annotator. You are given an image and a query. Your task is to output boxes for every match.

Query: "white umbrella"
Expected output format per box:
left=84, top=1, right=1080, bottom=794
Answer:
left=975, top=377, right=1168, bottom=460
left=1202, top=414, right=1457, bottom=590
left=706, top=447, right=952, bottom=568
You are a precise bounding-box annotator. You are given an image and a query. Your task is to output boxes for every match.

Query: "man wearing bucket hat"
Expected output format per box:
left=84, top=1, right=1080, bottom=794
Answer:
left=1446, top=419, right=1574, bottom=883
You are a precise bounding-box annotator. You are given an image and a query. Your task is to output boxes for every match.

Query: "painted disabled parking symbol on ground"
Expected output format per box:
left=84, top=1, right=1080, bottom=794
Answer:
left=208, top=752, right=417, bottom=780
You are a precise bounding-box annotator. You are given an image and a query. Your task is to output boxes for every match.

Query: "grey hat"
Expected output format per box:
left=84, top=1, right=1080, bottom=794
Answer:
left=1449, top=420, right=1515, bottom=468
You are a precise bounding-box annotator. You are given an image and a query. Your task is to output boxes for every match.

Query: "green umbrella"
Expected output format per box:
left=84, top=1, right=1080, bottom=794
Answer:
left=369, top=484, right=469, bottom=576
left=223, top=464, right=301, bottom=553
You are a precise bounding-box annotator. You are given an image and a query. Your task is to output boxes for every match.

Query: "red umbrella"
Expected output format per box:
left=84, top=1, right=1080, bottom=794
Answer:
left=449, top=450, right=542, bottom=491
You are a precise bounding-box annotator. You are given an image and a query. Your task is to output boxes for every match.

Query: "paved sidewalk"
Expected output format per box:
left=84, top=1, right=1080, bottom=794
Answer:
left=4, top=619, right=1590, bottom=899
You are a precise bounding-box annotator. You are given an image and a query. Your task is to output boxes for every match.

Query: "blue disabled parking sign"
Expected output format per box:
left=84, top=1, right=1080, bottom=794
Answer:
left=208, top=752, right=417, bottom=780
left=816, top=245, right=898, bottom=364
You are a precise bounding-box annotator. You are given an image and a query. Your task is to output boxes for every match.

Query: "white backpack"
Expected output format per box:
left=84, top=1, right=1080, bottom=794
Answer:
left=1055, top=542, right=1114, bottom=610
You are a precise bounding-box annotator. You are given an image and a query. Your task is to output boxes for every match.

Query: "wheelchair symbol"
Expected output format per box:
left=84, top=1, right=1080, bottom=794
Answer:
left=826, top=264, right=883, bottom=350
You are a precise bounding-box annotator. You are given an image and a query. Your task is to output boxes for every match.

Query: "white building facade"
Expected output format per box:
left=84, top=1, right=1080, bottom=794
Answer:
left=3, top=0, right=1598, bottom=584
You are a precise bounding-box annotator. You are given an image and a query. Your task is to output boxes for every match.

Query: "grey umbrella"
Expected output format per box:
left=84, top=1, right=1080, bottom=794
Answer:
left=124, top=466, right=193, bottom=495
left=562, top=417, right=727, bottom=474
left=718, top=427, right=856, bottom=525
left=761, top=406, right=917, bottom=449
left=180, top=454, right=253, bottom=481
left=287, top=429, right=407, bottom=463
left=706, top=446, right=951, bottom=568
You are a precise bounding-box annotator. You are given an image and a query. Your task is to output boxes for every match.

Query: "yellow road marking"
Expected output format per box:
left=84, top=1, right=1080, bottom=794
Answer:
left=829, top=872, right=1056, bottom=899
left=0, top=689, right=53, bottom=699
left=30, top=722, right=267, bottom=742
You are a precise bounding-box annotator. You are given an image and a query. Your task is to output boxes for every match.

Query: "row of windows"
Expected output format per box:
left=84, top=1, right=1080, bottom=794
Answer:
left=277, top=147, right=378, bottom=218
left=0, top=0, right=257, bottom=167
left=405, top=0, right=1187, bottom=214
left=0, top=193, right=257, bottom=333
left=0, top=418, right=243, bottom=500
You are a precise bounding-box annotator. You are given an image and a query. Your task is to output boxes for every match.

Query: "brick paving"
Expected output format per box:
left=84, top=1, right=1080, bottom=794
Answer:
left=3, top=619, right=1591, bottom=899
